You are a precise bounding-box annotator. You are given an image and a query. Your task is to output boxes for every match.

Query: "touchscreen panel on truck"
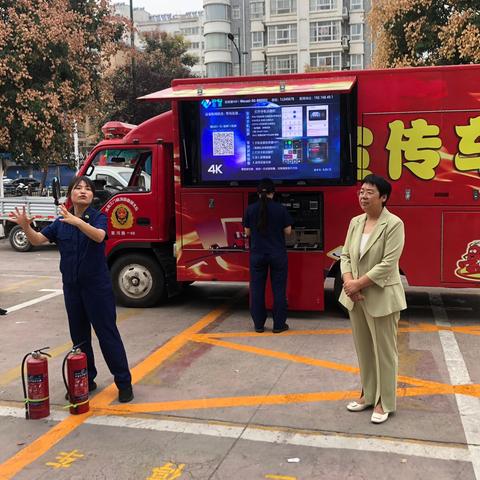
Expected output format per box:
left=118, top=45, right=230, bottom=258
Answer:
left=180, top=92, right=355, bottom=186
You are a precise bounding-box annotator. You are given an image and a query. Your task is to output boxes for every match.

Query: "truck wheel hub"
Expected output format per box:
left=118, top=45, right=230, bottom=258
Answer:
left=15, top=230, right=28, bottom=246
left=119, top=264, right=153, bottom=299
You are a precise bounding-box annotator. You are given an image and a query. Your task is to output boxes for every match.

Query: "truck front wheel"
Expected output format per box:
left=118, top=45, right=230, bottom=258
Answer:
left=9, top=225, right=33, bottom=252
left=111, top=254, right=166, bottom=307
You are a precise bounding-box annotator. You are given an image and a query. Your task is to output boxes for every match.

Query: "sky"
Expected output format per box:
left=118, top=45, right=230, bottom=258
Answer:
left=115, top=0, right=204, bottom=15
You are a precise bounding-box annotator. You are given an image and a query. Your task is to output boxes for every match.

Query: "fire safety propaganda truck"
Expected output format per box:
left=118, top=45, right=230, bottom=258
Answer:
left=74, top=64, right=480, bottom=311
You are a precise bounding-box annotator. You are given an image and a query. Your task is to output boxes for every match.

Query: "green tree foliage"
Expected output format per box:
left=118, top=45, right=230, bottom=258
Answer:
left=369, top=0, right=480, bottom=67
left=104, top=31, right=197, bottom=125
left=0, top=0, right=124, bottom=164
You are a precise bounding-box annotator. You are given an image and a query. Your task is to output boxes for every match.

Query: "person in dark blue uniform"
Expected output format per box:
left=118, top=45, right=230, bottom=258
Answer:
left=9, top=176, right=134, bottom=403
left=244, top=178, right=293, bottom=333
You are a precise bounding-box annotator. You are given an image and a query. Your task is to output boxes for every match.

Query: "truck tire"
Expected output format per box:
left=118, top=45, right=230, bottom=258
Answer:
left=111, top=253, right=166, bottom=307
left=9, top=225, right=33, bottom=252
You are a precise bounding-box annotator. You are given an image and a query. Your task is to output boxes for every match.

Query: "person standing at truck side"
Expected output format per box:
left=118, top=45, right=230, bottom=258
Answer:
left=339, top=174, right=406, bottom=424
left=9, top=176, right=134, bottom=403
left=244, top=178, right=293, bottom=333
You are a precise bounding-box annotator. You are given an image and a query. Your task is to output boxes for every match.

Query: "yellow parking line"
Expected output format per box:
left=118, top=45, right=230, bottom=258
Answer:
left=96, top=389, right=361, bottom=414
left=192, top=336, right=457, bottom=391
left=96, top=383, right=480, bottom=416
left=0, top=298, right=239, bottom=480
left=196, top=323, right=480, bottom=339
left=0, top=277, right=51, bottom=294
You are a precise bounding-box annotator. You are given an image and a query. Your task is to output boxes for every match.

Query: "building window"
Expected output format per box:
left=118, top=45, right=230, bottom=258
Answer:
left=251, top=61, right=265, bottom=74
left=350, top=23, right=363, bottom=41
left=180, top=26, right=200, bottom=35
left=271, top=0, right=296, bottom=15
left=205, top=33, right=230, bottom=50
left=310, top=51, right=341, bottom=70
left=190, top=42, right=200, bottom=49
left=310, top=0, right=336, bottom=11
left=350, top=0, right=363, bottom=10
left=310, top=21, right=340, bottom=42
left=206, top=62, right=232, bottom=77
left=205, top=4, right=231, bottom=21
left=251, top=31, right=264, bottom=48
left=250, top=1, right=265, bottom=18
left=267, top=54, right=297, bottom=74
left=232, top=6, right=241, bottom=19
left=350, top=54, right=363, bottom=69
left=267, top=24, right=297, bottom=45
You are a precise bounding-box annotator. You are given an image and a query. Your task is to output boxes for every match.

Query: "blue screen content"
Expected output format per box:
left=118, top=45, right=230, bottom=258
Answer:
left=199, top=94, right=341, bottom=182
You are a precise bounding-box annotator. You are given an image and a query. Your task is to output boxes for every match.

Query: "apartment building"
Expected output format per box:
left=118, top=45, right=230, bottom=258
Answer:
left=113, top=3, right=206, bottom=77
left=204, top=0, right=372, bottom=77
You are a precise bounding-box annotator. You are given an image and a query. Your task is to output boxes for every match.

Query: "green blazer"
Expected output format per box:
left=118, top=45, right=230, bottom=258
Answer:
left=339, top=207, right=407, bottom=317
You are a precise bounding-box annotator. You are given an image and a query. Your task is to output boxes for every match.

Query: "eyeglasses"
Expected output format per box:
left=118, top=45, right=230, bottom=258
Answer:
left=357, top=189, right=378, bottom=197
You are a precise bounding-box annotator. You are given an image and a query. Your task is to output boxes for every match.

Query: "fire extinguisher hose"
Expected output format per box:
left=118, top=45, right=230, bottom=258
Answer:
left=21, top=347, right=51, bottom=420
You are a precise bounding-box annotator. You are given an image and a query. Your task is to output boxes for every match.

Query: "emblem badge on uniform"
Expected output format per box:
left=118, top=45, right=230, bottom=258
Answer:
left=111, top=204, right=134, bottom=229
left=455, top=240, right=480, bottom=281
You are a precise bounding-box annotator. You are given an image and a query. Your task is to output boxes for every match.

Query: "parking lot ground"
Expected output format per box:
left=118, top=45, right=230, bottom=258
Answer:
left=0, top=238, right=479, bottom=479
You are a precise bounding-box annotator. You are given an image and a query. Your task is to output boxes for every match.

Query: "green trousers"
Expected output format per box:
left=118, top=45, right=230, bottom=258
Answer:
left=349, top=301, right=400, bottom=413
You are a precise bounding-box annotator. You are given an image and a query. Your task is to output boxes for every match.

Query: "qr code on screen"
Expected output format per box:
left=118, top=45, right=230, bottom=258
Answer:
left=212, top=131, right=234, bottom=156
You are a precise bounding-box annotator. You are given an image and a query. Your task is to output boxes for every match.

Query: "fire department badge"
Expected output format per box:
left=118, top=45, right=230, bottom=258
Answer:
left=111, top=204, right=134, bottom=229
left=455, top=240, right=480, bottom=281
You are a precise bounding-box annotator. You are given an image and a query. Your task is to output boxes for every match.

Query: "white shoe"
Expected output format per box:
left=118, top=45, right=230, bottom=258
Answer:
left=371, top=411, right=389, bottom=423
left=347, top=401, right=371, bottom=412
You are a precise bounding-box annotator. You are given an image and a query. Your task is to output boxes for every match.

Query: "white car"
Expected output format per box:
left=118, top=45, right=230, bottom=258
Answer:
left=88, top=166, right=151, bottom=191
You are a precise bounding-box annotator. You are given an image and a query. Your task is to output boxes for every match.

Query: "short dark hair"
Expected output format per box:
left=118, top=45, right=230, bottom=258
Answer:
left=257, top=178, right=275, bottom=194
left=361, top=174, right=392, bottom=205
left=67, top=175, right=96, bottom=199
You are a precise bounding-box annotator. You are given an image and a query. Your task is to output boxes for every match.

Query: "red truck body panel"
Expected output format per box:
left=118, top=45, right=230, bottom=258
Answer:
left=81, top=65, right=480, bottom=310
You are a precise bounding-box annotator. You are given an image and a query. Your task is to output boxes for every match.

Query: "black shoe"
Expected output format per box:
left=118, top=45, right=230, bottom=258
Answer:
left=255, top=328, right=265, bottom=333
left=0, top=308, right=7, bottom=315
left=273, top=324, right=289, bottom=334
left=118, top=385, right=134, bottom=403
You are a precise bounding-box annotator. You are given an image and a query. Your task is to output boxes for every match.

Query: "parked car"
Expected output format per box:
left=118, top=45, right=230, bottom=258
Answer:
left=4, top=177, right=40, bottom=196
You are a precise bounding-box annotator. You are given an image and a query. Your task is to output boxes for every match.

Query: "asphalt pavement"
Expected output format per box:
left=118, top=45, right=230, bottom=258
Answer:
left=0, top=238, right=479, bottom=479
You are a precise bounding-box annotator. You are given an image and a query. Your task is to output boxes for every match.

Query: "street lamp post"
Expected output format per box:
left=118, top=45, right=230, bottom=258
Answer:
left=227, top=32, right=241, bottom=76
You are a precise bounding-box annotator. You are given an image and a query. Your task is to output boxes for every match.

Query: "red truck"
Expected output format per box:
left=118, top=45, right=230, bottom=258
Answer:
left=77, top=64, right=480, bottom=310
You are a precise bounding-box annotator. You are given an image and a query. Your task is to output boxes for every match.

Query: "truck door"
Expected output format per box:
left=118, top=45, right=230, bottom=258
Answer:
left=85, top=147, right=159, bottom=243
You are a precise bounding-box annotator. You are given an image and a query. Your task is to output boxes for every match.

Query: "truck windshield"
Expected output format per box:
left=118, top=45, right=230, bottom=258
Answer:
left=86, top=148, right=152, bottom=207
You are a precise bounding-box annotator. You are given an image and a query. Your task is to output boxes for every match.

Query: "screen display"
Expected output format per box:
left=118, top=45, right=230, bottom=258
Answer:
left=197, top=94, right=342, bottom=183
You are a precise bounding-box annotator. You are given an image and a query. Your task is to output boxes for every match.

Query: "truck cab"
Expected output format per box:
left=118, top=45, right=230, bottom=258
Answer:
left=78, top=112, right=177, bottom=307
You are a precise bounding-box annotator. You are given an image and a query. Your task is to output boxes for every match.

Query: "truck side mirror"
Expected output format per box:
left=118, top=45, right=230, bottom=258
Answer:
left=52, top=177, right=61, bottom=206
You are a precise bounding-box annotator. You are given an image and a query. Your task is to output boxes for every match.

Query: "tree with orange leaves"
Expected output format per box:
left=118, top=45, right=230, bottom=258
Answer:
left=369, top=0, right=480, bottom=67
left=0, top=0, right=125, bottom=164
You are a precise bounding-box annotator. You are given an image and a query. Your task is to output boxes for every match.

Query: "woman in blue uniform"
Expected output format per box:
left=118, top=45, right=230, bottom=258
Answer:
left=10, top=176, right=134, bottom=403
left=244, top=178, right=293, bottom=333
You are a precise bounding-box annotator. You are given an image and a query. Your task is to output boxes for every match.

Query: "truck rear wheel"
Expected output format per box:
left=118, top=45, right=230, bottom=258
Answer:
left=111, top=253, right=166, bottom=307
left=9, top=225, right=33, bottom=252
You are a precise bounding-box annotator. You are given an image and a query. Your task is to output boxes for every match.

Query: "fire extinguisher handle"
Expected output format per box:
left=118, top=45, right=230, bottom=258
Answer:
left=35, top=347, right=51, bottom=358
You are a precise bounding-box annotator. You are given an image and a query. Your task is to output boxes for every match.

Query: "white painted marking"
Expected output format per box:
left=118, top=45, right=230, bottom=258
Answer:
left=430, top=292, right=480, bottom=478
left=0, top=406, right=469, bottom=462
left=4, top=289, right=63, bottom=313
left=0, top=274, right=59, bottom=279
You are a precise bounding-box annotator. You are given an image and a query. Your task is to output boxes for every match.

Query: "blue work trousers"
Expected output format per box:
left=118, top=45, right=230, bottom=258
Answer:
left=249, top=251, right=288, bottom=330
left=63, top=280, right=132, bottom=389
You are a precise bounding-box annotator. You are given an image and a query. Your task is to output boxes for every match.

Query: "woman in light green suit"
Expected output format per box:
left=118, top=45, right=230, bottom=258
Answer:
left=339, top=174, right=406, bottom=424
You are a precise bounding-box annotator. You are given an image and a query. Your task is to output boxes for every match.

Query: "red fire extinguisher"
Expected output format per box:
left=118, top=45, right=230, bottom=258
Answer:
left=63, top=345, right=89, bottom=415
left=21, top=347, right=51, bottom=420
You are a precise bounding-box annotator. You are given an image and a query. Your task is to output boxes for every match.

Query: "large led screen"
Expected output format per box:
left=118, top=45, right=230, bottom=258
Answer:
left=198, top=94, right=341, bottom=182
